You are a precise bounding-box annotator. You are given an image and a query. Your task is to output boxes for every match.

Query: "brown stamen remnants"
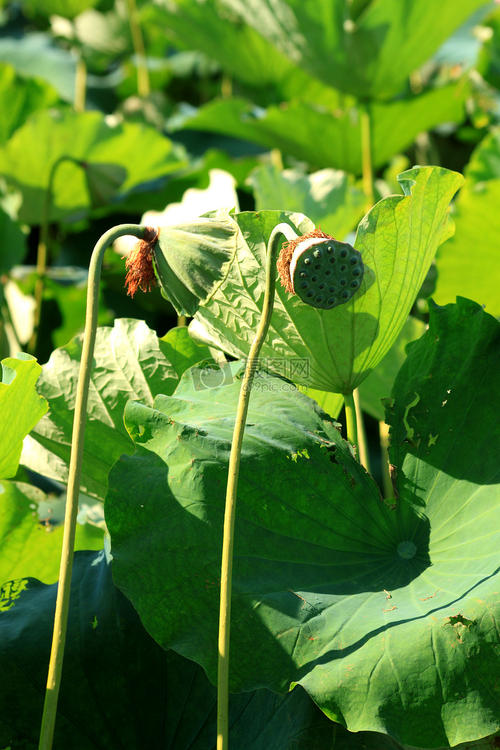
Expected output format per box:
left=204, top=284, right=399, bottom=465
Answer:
left=123, top=226, right=159, bottom=297
left=277, top=228, right=332, bottom=293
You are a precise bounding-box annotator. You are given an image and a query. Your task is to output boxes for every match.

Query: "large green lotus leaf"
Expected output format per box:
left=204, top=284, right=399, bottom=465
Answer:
left=223, top=0, right=485, bottom=99
left=248, top=165, right=365, bottom=240
left=192, top=167, right=462, bottom=393
left=359, top=316, right=426, bottom=422
left=175, top=84, right=466, bottom=174
left=0, top=479, right=103, bottom=584
left=0, top=550, right=335, bottom=749
left=0, top=63, right=59, bottom=144
left=106, top=298, right=500, bottom=747
left=0, top=109, right=184, bottom=224
left=22, top=319, right=179, bottom=502
left=434, top=181, right=500, bottom=316
left=0, top=356, right=47, bottom=479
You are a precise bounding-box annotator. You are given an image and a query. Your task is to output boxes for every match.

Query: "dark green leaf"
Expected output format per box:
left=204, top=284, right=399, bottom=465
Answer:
left=0, top=551, right=334, bottom=749
left=0, top=210, right=27, bottom=274
left=23, top=0, right=98, bottom=19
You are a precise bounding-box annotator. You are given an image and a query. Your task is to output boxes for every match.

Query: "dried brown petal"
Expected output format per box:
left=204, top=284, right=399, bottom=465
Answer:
left=123, top=226, right=159, bottom=297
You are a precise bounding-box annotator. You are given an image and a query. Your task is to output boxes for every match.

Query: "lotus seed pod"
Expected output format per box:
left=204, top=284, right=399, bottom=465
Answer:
left=277, top=228, right=364, bottom=310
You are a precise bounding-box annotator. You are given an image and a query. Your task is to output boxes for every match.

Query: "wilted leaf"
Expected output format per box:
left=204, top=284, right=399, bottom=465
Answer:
left=193, top=167, right=462, bottom=393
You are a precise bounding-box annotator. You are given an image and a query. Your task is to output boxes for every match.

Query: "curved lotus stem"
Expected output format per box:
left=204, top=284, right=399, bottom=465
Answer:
left=38, top=224, right=154, bottom=750
left=217, top=222, right=298, bottom=750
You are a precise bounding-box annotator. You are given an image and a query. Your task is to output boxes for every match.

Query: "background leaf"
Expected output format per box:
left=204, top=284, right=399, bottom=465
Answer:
left=0, top=480, right=103, bottom=584
left=0, top=356, right=47, bottom=479
left=434, top=130, right=500, bottom=316
left=22, top=319, right=179, bottom=501
left=223, top=0, right=486, bottom=99
left=0, top=63, right=59, bottom=145
left=0, top=209, right=27, bottom=274
left=358, top=316, right=427, bottom=421
left=0, top=109, right=185, bottom=224
left=0, top=33, right=76, bottom=102
left=248, top=165, right=365, bottom=239
left=174, top=84, right=466, bottom=174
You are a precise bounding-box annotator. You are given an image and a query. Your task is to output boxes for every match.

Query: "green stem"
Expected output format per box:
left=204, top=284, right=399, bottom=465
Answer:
left=28, top=155, right=81, bottom=356
left=360, top=102, right=374, bottom=211
left=221, top=73, right=232, bottom=99
left=38, top=224, right=148, bottom=750
left=379, top=420, right=392, bottom=500
left=344, top=391, right=358, bottom=456
left=125, top=0, right=150, bottom=98
left=217, top=222, right=298, bottom=750
left=353, top=388, right=370, bottom=473
left=74, top=54, right=87, bottom=112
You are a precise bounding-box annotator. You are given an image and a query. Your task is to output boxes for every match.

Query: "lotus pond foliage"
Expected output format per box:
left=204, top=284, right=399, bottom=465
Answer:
left=0, top=1, right=499, bottom=749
